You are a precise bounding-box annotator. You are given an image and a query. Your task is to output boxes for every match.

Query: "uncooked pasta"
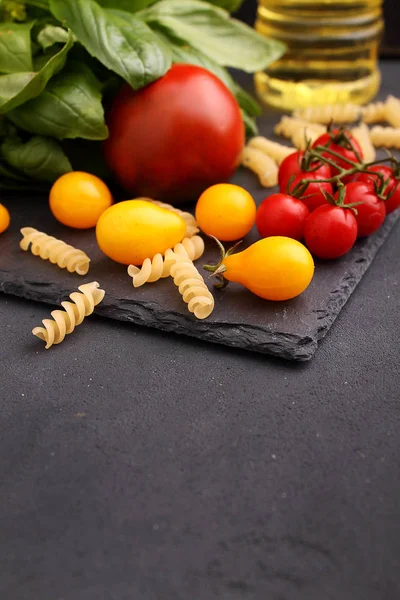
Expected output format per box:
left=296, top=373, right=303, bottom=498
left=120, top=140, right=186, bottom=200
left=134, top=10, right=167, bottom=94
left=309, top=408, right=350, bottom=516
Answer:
left=240, top=146, right=278, bottom=187
left=274, top=116, right=326, bottom=139
left=293, top=103, right=361, bottom=124
left=384, top=95, right=400, bottom=128
left=248, top=136, right=295, bottom=165
left=290, top=127, right=323, bottom=150
left=362, top=101, right=387, bottom=124
left=32, top=282, right=105, bottom=349
left=351, top=123, right=376, bottom=163
left=20, top=227, right=90, bottom=275
left=370, top=126, right=400, bottom=149
left=127, top=235, right=205, bottom=287
left=169, top=256, right=214, bottom=320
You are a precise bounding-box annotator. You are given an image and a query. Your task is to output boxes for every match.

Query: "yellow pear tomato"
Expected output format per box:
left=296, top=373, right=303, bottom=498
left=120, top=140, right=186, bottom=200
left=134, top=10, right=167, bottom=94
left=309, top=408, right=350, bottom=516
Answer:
left=96, top=200, right=186, bottom=265
left=206, top=236, right=314, bottom=301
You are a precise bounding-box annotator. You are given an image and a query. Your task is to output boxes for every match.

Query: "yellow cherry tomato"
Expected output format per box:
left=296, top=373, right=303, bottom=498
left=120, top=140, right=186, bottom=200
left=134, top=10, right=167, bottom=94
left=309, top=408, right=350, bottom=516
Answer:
left=195, top=183, right=256, bottom=241
left=96, top=200, right=186, bottom=265
left=218, top=237, right=314, bottom=301
left=0, top=203, right=10, bottom=234
left=50, top=171, right=113, bottom=229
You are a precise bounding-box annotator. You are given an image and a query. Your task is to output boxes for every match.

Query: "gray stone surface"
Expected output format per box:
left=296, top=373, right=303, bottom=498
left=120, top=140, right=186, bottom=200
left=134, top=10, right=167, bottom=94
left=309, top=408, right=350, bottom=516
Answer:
left=1, top=180, right=399, bottom=361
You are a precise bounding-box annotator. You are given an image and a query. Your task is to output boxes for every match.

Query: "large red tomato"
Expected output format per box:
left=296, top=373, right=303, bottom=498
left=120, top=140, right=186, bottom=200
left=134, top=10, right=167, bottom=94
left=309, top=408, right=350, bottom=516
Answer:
left=103, top=64, right=245, bottom=203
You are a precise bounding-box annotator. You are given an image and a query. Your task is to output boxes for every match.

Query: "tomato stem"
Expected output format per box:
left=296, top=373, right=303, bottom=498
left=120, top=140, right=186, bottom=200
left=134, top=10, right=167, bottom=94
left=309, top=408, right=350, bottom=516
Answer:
left=203, top=236, right=242, bottom=289
left=313, top=145, right=360, bottom=168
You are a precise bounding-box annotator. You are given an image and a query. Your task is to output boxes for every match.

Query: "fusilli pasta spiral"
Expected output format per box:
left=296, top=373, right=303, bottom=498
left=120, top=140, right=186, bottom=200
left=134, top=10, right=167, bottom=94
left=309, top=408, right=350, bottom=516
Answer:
left=32, top=282, right=105, bottom=349
left=240, top=146, right=278, bottom=187
left=141, top=198, right=199, bottom=237
left=248, top=136, right=295, bottom=165
left=290, top=127, right=323, bottom=150
left=293, top=103, right=361, bottom=124
left=20, top=227, right=90, bottom=275
left=362, top=101, right=387, bottom=124
left=169, top=256, right=214, bottom=320
left=384, top=95, right=400, bottom=128
left=127, top=235, right=205, bottom=287
left=370, top=126, right=400, bottom=149
left=274, top=116, right=326, bottom=139
left=351, top=123, right=376, bottom=163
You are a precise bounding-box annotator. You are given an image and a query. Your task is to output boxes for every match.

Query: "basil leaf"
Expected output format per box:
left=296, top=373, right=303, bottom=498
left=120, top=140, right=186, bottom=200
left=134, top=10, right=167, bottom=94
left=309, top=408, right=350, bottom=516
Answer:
left=141, top=0, right=285, bottom=72
left=97, top=0, right=154, bottom=11
left=241, top=110, right=258, bottom=137
left=0, top=21, right=34, bottom=74
left=234, top=83, right=262, bottom=117
left=153, top=28, right=235, bottom=92
left=0, top=30, right=73, bottom=114
left=205, top=0, right=244, bottom=11
left=23, top=0, right=50, bottom=9
left=49, top=0, right=171, bottom=89
left=8, top=62, right=108, bottom=140
left=37, top=25, right=72, bottom=50
left=1, top=135, right=72, bottom=181
left=0, top=161, right=31, bottom=181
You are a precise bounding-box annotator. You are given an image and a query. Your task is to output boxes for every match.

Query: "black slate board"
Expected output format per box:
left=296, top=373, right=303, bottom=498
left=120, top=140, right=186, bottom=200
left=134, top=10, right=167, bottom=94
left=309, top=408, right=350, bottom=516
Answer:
left=1, top=170, right=399, bottom=361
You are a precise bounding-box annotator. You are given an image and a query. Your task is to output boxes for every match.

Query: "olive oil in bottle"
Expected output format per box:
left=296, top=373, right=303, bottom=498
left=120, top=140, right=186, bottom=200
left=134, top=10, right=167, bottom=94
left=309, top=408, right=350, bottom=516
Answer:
left=255, top=0, right=384, bottom=110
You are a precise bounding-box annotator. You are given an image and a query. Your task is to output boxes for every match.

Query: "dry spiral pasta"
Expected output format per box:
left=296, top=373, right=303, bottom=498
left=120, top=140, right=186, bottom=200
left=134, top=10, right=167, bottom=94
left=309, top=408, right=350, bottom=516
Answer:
left=293, top=103, right=361, bottom=124
left=362, top=100, right=387, bottom=124
left=20, top=227, right=90, bottom=275
left=248, top=136, right=295, bottom=165
left=290, top=126, right=324, bottom=150
left=384, top=95, right=400, bottom=128
left=169, top=255, right=214, bottom=320
left=138, top=197, right=199, bottom=237
left=240, top=146, right=278, bottom=187
left=32, top=282, right=105, bottom=349
left=292, top=98, right=395, bottom=126
left=351, top=123, right=376, bottom=163
left=370, top=126, right=400, bottom=149
left=274, top=116, right=326, bottom=139
left=127, top=235, right=205, bottom=287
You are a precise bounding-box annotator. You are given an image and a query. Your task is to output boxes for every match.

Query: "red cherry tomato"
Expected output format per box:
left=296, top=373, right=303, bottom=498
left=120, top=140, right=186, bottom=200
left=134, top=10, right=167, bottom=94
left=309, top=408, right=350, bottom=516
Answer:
left=352, top=165, right=393, bottom=189
left=304, top=205, right=358, bottom=259
left=337, top=182, right=386, bottom=237
left=352, top=165, right=400, bottom=214
left=103, top=64, right=244, bottom=203
left=256, top=193, right=310, bottom=241
left=386, top=181, right=400, bottom=214
left=288, top=174, right=333, bottom=212
left=312, top=129, right=363, bottom=175
left=278, top=151, right=331, bottom=192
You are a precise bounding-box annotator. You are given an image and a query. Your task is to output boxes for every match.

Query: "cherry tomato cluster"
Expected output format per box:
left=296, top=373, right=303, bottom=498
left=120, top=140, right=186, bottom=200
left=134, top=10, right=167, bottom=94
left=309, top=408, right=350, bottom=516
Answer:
left=256, top=128, right=400, bottom=260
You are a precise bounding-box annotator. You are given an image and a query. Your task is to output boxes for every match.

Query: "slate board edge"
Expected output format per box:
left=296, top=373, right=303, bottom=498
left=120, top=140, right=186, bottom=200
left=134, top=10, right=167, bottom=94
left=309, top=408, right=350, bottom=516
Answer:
left=312, top=210, right=400, bottom=345
left=0, top=277, right=317, bottom=362
left=0, top=213, right=398, bottom=364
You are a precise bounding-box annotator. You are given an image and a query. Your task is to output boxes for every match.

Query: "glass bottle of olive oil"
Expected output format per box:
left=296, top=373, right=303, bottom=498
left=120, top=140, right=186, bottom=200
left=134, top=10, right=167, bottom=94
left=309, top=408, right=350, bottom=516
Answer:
left=255, top=0, right=384, bottom=111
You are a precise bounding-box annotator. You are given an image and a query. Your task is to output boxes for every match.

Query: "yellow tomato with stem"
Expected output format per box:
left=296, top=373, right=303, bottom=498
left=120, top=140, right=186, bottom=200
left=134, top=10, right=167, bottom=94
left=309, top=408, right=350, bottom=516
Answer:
left=96, top=199, right=186, bottom=265
left=195, top=183, right=256, bottom=241
left=0, top=204, right=10, bottom=234
left=50, top=171, right=113, bottom=229
left=204, top=236, right=314, bottom=301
